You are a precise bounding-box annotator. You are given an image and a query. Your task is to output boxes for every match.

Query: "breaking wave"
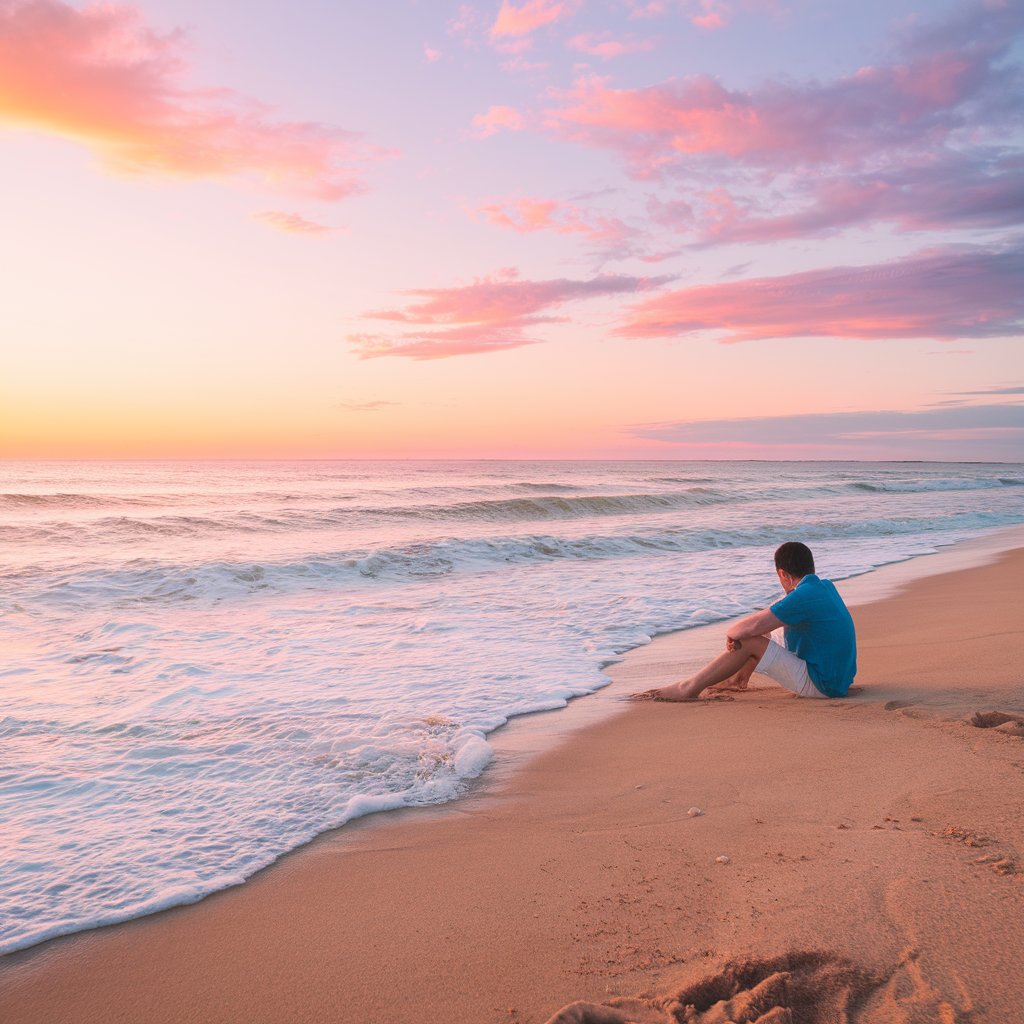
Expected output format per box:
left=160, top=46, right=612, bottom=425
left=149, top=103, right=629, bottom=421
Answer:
left=8, top=508, right=1021, bottom=611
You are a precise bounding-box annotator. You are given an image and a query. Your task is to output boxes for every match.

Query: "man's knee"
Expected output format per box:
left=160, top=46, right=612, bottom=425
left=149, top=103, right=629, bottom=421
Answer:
left=741, top=635, right=770, bottom=660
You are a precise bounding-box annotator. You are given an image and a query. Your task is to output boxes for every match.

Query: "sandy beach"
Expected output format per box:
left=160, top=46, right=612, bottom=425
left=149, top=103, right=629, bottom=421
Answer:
left=2, top=535, right=1023, bottom=1023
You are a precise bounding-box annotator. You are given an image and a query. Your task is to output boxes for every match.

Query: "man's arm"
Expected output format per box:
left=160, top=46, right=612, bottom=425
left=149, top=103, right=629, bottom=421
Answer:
left=726, top=608, right=784, bottom=650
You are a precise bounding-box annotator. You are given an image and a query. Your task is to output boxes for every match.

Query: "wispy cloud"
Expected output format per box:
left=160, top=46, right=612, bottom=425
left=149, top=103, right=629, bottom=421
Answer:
left=615, top=243, right=1024, bottom=343
left=491, top=0, right=579, bottom=39
left=476, top=195, right=632, bottom=243
left=349, top=269, right=670, bottom=359
left=566, top=32, right=658, bottom=58
left=626, top=0, right=669, bottom=17
left=654, top=158, right=1024, bottom=246
left=448, top=4, right=482, bottom=46
left=926, top=381, right=1024, bottom=407
left=349, top=324, right=543, bottom=361
left=630, top=403, right=1024, bottom=457
left=950, top=385, right=1024, bottom=397
left=337, top=400, right=399, bottom=412
left=688, top=0, right=730, bottom=31
left=500, top=54, right=550, bottom=73
left=424, top=44, right=442, bottom=62
left=0, top=0, right=387, bottom=199
left=254, top=211, right=331, bottom=235
left=366, top=270, right=665, bottom=324
left=471, top=104, right=526, bottom=137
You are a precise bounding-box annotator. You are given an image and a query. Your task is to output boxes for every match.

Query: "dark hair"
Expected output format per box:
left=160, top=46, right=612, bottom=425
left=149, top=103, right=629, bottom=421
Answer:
left=774, top=541, right=814, bottom=578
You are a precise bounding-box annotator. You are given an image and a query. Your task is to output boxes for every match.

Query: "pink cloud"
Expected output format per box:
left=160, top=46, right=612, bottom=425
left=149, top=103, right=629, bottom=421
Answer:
left=615, top=244, right=1024, bottom=343
left=368, top=272, right=660, bottom=324
left=424, top=45, right=441, bottom=62
left=626, top=1, right=670, bottom=18
left=545, top=73, right=786, bottom=177
left=349, top=324, right=542, bottom=361
left=490, top=0, right=578, bottom=39
left=254, top=211, right=331, bottom=235
left=544, top=4, right=1023, bottom=178
left=689, top=0, right=729, bottom=30
left=350, top=270, right=670, bottom=359
left=477, top=196, right=563, bottom=231
left=567, top=32, right=658, bottom=58
left=470, top=104, right=526, bottom=137
left=636, top=249, right=680, bottom=263
left=0, top=0, right=385, bottom=200
left=546, top=60, right=977, bottom=175
left=448, top=4, right=481, bottom=46
left=475, top=196, right=632, bottom=247
left=627, top=0, right=777, bottom=26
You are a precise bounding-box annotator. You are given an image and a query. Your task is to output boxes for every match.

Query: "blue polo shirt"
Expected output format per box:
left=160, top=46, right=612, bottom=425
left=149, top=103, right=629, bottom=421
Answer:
left=770, top=574, right=857, bottom=697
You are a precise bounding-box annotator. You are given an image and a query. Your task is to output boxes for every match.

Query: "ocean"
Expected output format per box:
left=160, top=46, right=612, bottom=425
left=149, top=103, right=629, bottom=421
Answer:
left=2, top=459, right=1023, bottom=954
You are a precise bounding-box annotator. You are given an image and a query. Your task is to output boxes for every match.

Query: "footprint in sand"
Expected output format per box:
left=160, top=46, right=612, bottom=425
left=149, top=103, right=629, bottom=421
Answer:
left=545, top=952, right=877, bottom=1024
left=544, top=950, right=963, bottom=1024
left=884, top=699, right=916, bottom=711
left=967, top=710, right=1024, bottom=737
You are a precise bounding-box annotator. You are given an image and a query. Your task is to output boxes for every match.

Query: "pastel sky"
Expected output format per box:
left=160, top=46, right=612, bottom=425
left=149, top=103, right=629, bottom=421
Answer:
left=1, top=0, right=1022, bottom=459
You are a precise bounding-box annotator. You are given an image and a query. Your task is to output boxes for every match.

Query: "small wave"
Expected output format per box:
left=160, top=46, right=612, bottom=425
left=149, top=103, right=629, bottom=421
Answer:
left=100, top=514, right=271, bottom=537
left=0, top=490, right=359, bottom=515
left=649, top=476, right=718, bottom=484
left=513, top=481, right=579, bottom=492
left=0, top=509, right=336, bottom=545
left=419, top=488, right=730, bottom=521
left=850, top=478, right=1023, bottom=494
left=0, top=492, right=158, bottom=509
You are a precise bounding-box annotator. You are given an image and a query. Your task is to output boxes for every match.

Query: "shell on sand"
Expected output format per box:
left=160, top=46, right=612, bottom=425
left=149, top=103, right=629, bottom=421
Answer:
left=716, top=855, right=731, bottom=864
left=687, top=806, right=703, bottom=817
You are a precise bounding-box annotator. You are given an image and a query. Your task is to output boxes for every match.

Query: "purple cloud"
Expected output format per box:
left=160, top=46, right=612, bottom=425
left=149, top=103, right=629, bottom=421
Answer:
left=630, top=403, right=1024, bottom=459
left=615, top=243, right=1024, bottom=343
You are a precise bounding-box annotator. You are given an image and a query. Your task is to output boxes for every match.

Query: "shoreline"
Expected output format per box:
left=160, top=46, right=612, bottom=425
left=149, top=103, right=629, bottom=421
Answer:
left=480, top=523, right=1024, bottom=788
left=4, top=527, right=1017, bottom=960
left=5, top=527, right=1024, bottom=942
left=3, top=528, right=1024, bottom=1022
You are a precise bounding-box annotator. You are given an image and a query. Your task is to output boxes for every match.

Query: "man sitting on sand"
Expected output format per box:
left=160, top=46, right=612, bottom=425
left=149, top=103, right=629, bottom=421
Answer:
left=633, top=542, right=856, bottom=702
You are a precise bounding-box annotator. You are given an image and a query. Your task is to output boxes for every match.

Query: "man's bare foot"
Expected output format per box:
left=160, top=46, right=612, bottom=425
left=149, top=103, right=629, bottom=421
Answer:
left=629, top=681, right=698, bottom=702
left=708, top=675, right=749, bottom=694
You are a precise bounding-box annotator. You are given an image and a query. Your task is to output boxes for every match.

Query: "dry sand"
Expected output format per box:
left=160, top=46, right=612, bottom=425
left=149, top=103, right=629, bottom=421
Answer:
left=2, top=538, right=1023, bottom=1023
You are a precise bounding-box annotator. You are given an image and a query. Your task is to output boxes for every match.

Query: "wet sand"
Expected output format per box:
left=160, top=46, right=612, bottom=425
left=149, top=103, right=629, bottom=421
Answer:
left=2, top=537, right=1023, bottom=1023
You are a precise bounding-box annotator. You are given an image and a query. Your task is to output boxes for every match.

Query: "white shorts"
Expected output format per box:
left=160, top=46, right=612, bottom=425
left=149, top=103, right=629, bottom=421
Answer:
left=755, top=640, right=826, bottom=698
